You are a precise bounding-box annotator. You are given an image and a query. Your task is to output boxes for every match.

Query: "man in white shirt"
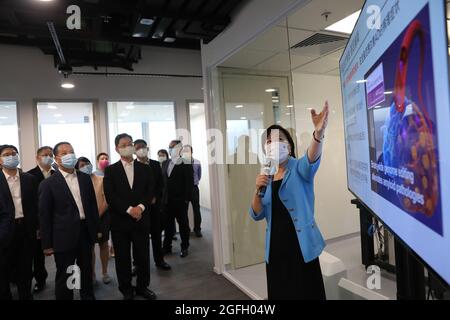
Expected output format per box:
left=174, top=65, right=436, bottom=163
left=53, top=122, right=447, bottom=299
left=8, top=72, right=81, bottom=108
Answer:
left=103, top=133, right=156, bottom=300
left=38, top=142, right=99, bottom=300
left=0, top=145, right=38, bottom=300
left=27, top=146, right=55, bottom=292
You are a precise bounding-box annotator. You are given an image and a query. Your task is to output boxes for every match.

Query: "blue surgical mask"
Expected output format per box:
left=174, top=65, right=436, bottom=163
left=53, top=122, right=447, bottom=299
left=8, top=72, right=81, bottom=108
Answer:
left=1, top=154, right=20, bottom=169
left=79, top=164, right=93, bottom=175
left=60, top=153, right=77, bottom=169
left=40, top=155, right=53, bottom=166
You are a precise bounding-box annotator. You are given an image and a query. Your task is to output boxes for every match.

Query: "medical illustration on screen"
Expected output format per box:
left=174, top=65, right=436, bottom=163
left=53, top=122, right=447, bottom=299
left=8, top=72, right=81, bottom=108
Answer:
left=365, top=4, right=443, bottom=236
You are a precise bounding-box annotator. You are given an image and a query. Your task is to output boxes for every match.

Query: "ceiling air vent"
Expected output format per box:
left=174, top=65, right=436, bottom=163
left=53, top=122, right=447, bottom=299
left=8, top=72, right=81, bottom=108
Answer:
left=290, top=32, right=348, bottom=58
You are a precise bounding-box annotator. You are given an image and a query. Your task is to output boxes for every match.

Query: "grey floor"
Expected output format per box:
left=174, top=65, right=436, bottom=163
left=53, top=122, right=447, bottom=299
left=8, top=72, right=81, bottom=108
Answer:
left=29, top=208, right=249, bottom=300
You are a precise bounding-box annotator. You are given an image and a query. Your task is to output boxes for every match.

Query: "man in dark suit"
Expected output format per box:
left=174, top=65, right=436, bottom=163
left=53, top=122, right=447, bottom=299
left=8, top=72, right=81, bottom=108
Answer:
left=26, top=146, right=55, bottom=293
left=39, top=142, right=99, bottom=300
left=162, top=140, right=194, bottom=258
left=103, top=133, right=156, bottom=300
left=134, top=139, right=171, bottom=271
left=0, top=145, right=38, bottom=300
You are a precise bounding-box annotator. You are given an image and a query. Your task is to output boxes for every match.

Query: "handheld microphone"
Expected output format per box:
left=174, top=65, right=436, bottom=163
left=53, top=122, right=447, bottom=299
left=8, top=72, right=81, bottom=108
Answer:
left=258, top=159, right=274, bottom=198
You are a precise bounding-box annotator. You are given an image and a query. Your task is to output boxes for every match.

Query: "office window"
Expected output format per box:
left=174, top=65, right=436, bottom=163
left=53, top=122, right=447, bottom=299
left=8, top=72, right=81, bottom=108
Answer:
left=107, top=101, right=177, bottom=163
left=36, top=102, right=97, bottom=164
left=0, top=101, right=19, bottom=148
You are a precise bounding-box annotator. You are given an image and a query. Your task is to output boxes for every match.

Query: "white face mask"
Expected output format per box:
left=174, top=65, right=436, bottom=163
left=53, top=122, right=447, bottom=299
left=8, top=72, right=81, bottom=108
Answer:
left=169, top=146, right=181, bottom=159
left=135, top=148, right=148, bottom=158
left=181, top=152, right=192, bottom=161
left=119, top=146, right=135, bottom=158
left=158, top=156, right=167, bottom=163
left=265, top=142, right=290, bottom=164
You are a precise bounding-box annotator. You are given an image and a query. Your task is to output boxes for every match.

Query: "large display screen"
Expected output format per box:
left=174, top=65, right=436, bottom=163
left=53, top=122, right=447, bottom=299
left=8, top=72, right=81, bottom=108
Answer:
left=340, top=0, right=450, bottom=283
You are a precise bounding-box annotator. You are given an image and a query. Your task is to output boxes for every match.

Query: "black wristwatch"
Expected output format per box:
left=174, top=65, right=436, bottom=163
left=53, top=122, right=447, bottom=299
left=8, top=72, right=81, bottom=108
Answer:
left=313, top=131, right=324, bottom=143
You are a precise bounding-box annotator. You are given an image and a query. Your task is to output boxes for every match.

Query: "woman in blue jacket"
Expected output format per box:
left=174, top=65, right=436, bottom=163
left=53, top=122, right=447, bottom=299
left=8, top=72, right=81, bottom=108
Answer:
left=250, top=101, right=329, bottom=300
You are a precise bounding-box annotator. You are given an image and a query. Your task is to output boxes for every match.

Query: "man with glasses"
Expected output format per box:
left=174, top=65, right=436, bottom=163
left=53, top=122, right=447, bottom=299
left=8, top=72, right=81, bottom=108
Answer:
left=27, top=146, right=55, bottom=293
left=0, top=145, right=38, bottom=300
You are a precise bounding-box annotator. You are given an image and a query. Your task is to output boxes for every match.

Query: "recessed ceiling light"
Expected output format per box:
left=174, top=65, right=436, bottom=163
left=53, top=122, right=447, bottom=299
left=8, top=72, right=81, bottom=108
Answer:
left=276, top=120, right=281, bottom=124
left=240, top=117, right=247, bottom=120
left=53, top=113, right=62, bottom=118
left=163, top=37, right=176, bottom=43
left=47, top=105, right=58, bottom=109
left=140, top=18, right=154, bottom=25
left=0, top=116, right=8, bottom=119
left=265, top=89, right=277, bottom=93
left=261, top=112, right=264, bottom=115
left=235, top=105, right=244, bottom=109
left=286, top=105, right=294, bottom=108
left=61, top=82, right=75, bottom=89
left=325, top=10, right=361, bottom=34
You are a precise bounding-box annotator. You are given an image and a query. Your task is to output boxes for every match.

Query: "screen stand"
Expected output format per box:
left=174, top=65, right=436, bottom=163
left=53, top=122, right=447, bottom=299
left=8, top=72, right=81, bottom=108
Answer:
left=351, top=199, right=374, bottom=268
left=394, top=239, right=425, bottom=300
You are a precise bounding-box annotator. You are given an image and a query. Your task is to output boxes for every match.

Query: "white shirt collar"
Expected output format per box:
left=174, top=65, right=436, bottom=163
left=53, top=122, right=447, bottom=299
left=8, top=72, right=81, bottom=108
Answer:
left=60, top=169, right=77, bottom=179
left=121, top=159, right=134, bottom=167
left=38, top=164, right=52, bottom=174
left=2, top=168, right=19, bottom=180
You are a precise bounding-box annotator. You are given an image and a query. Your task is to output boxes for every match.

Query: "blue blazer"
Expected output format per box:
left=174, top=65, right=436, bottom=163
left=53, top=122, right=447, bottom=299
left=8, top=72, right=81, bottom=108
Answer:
left=249, top=155, right=325, bottom=263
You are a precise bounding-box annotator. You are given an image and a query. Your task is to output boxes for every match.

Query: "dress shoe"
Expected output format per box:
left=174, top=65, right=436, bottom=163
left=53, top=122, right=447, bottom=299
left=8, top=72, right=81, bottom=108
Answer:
left=195, top=231, right=203, bottom=238
left=135, top=288, right=157, bottom=300
left=180, top=249, right=189, bottom=258
left=33, top=282, right=46, bottom=293
left=156, top=261, right=171, bottom=270
left=123, top=291, right=134, bottom=300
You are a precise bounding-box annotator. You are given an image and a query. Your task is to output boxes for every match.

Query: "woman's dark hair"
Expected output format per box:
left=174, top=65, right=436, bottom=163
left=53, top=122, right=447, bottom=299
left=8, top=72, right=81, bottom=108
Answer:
left=96, top=152, right=109, bottom=161
left=75, top=157, right=91, bottom=170
left=262, top=125, right=296, bottom=158
left=158, top=149, right=169, bottom=158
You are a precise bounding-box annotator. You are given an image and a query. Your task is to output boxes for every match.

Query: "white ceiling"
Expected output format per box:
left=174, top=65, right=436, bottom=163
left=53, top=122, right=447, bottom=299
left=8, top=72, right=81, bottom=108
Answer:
left=220, top=0, right=365, bottom=75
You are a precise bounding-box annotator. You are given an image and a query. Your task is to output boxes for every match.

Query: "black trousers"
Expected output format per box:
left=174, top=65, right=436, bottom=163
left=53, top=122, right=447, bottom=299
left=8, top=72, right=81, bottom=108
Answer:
left=112, top=227, right=150, bottom=296
left=54, top=221, right=94, bottom=300
left=0, top=221, right=33, bottom=300
left=33, top=238, right=48, bottom=285
left=190, top=185, right=202, bottom=232
left=163, top=200, right=190, bottom=251
left=149, top=204, right=164, bottom=264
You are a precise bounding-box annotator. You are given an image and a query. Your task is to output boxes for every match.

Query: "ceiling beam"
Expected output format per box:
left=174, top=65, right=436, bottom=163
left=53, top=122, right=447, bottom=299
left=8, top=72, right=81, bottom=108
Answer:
left=0, top=25, right=201, bottom=49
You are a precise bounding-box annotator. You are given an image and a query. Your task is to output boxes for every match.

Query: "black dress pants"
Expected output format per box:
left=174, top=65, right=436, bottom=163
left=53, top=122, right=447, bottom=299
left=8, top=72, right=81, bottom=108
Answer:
left=112, top=226, right=150, bottom=296
left=53, top=221, right=94, bottom=300
left=33, top=238, right=48, bottom=285
left=191, top=185, right=202, bottom=233
left=149, top=203, right=164, bottom=264
left=0, top=220, right=33, bottom=300
left=163, top=200, right=190, bottom=251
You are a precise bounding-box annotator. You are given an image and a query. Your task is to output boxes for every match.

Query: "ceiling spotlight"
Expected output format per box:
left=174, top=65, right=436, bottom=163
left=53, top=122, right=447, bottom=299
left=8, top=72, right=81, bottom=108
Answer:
left=61, top=82, right=75, bottom=89
left=47, top=105, right=58, bottom=109
left=235, top=105, right=244, bottom=109
left=286, top=105, right=294, bottom=108
left=240, top=117, right=247, bottom=120
left=163, top=37, right=176, bottom=43
left=265, top=88, right=277, bottom=93
left=140, top=18, right=154, bottom=25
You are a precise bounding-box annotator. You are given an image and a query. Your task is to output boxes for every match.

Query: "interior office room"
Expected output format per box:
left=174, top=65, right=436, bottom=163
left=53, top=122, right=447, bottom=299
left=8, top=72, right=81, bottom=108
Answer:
left=1, top=0, right=450, bottom=305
